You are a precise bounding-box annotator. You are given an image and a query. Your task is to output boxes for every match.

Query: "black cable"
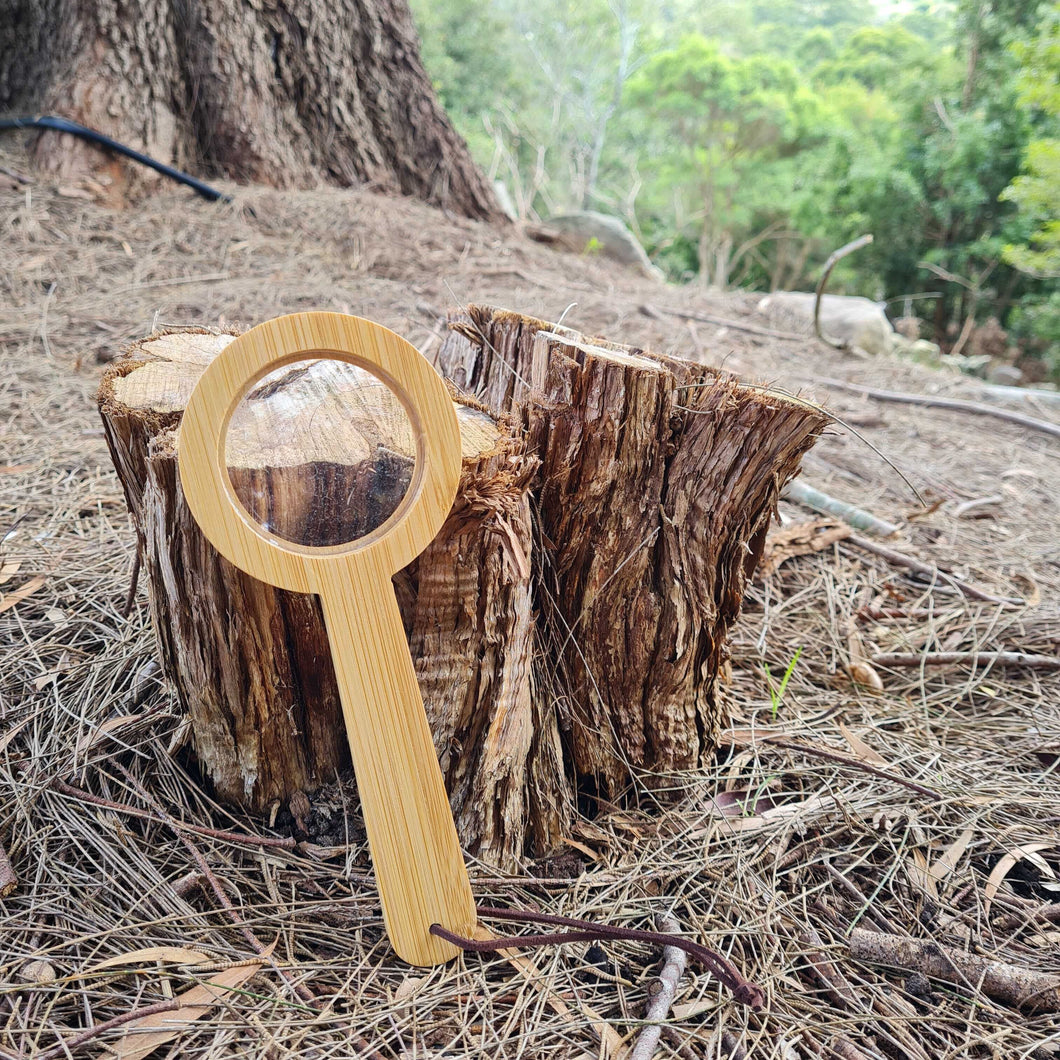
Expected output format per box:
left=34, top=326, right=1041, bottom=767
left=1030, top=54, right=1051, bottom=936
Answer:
left=0, top=115, right=232, bottom=203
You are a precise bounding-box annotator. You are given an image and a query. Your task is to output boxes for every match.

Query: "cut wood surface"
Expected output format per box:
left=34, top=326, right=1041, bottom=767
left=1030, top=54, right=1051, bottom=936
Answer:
left=99, top=308, right=827, bottom=869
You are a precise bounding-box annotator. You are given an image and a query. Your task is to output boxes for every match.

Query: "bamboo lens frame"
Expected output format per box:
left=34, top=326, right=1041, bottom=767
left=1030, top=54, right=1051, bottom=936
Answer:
left=177, top=313, right=476, bottom=965
left=179, top=313, right=463, bottom=589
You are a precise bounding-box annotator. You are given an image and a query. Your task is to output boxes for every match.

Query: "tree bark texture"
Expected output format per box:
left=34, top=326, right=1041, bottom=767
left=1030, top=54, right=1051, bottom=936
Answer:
left=98, top=311, right=827, bottom=869
left=439, top=305, right=829, bottom=798
left=1, top=0, right=502, bottom=220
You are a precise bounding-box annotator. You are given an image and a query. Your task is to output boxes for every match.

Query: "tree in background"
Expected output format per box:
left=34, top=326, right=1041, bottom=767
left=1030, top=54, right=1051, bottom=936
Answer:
left=626, top=37, right=814, bottom=288
left=408, top=0, right=1058, bottom=373
left=0, top=0, right=503, bottom=221
left=999, top=2, right=1060, bottom=369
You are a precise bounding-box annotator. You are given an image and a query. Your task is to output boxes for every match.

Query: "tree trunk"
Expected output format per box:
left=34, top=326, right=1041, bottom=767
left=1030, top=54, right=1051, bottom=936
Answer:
left=0, top=0, right=502, bottom=221
left=98, top=310, right=827, bottom=869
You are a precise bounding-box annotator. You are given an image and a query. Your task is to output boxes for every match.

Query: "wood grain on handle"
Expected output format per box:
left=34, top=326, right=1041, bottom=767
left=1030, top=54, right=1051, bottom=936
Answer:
left=317, top=573, right=475, bottom=964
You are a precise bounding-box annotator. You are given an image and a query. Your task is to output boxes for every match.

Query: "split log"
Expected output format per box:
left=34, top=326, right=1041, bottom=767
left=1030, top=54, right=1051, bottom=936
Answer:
left=99, top=330, right=548, bottom=867
left=438, top=305, right=828, bottom=797
left=98, top=308, right=827, bottom=869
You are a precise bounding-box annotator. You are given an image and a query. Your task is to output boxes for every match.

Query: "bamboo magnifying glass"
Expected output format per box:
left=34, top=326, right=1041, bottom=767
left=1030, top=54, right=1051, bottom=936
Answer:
left=177, top=312, right=476, bottom=966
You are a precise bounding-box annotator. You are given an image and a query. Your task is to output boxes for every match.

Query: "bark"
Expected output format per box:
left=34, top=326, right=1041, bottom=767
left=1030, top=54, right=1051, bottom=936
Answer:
left=438, top=305, right=828, bottom=800
left=0, top=0, right=502, bottom=220
left=99, top=309, right=827, bottom=867
left=99, top=329, right=546, bottom=865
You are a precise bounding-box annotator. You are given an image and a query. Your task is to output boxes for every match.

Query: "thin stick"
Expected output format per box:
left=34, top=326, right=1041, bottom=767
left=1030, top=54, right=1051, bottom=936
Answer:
left=848, top=928, right=1060, bottom=1012
left=33, top=999, right=181, bottom=1060
left=782, top=480, right=900, bottom=537
left=51, top=779, right=298, bottom=849
left=872, top=651, right=1060, bottom=671
left=114, top=766, right=319, bottom=1010
left=760, top=737, right=944, bottom=801
left=814, top=235, right=874, bottom=348
left=0, top=164, right=32, bottom=185
left=812, top=377, right=1060, bottom=442
left=843, top=533, right=1023, bottom=606
left=629, top=914, right=688, bottom=1060
left=640, top=303, right=807, bottom=342
left=0, top=841, right=17, bottom=897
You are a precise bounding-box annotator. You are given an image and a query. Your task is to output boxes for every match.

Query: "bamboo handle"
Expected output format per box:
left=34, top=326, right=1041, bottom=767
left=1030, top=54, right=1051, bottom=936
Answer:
left=316, top=569, right=476, bottom=965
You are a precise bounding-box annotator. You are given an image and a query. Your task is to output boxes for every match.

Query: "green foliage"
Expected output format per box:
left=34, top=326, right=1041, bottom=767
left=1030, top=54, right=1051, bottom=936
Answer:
left=410, top=0, right=1058, bottom=373
left=1001, top=3, right=1060, bottom=278
left=766, top=648, right=802, bottom=718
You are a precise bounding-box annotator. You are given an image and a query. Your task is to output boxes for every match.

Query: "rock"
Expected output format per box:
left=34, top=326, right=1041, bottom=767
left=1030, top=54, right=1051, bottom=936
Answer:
left=492, top=180, right=518, bottom=221
left=756, top=291, right=893, bottom=356
left=909, top=339, right=941, bottom=361
left=526, top=211, right=663, bottom=281
left=987, top=363, right=1024, bottom=386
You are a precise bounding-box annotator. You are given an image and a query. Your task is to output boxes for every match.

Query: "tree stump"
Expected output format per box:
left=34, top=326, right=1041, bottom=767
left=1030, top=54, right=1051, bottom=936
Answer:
left=98, top=311, right=827, bottom=870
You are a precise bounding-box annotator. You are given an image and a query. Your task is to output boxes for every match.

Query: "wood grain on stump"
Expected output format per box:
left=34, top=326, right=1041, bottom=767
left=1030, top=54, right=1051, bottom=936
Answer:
left=99, top=310, right=827, bottom=869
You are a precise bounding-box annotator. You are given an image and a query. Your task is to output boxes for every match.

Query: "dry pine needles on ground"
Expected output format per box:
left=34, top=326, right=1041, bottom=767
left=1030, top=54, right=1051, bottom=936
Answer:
left=2, top=152, right=1060, bottom=1058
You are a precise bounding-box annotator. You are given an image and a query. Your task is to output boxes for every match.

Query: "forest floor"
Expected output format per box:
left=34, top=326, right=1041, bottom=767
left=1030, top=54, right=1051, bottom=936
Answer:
left=2, top=145, right=1059, bottom=1060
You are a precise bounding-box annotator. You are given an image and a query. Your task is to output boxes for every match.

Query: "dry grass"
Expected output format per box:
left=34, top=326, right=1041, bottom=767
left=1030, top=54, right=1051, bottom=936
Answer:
left=2, top=143, right=1060, bottom=1059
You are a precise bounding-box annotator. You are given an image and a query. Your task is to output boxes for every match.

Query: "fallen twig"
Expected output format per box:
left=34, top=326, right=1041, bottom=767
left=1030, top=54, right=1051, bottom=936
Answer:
left=812, top=378, right=1060, bottom=442
left=843, top=533, right=1023, bottom=606
left=848, top=928, right=1060, bottom=1012
left=51, top=779, right=298, bottom=849
left=32, top=999, right=181, bottom=1060
left=629, top=914, right=688, bottom=1060
left=0, top=840, right=17, bottom=896
left=115, top=765, right=320, bottom=1011
left=640, top=303, right=807, bottom=342
left=782, top=480, right=900, bottom=537
left=760, top=737, right=944, bottom=802
left=0, top=163, right=32, bottom=185
left=814, top=235, right=874, bottom=349
left=872, top=651, right=1060, bottom=671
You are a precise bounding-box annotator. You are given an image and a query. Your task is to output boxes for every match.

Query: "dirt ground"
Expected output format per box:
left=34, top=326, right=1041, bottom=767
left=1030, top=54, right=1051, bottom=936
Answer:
left=2, top=143, right=1059, bottom=1059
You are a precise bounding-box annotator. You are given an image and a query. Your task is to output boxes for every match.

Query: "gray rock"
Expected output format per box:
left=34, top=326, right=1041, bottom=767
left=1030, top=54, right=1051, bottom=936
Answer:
left=756, top=291, right=893, bottom=356
left=539, top=211, right=663, bottom=281
left=987, top=363, right=1024, bottom=387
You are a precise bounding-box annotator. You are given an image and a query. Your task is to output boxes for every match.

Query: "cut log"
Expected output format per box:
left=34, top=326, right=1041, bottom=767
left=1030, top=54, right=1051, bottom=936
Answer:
left=99, top=310, right=827, bottom=869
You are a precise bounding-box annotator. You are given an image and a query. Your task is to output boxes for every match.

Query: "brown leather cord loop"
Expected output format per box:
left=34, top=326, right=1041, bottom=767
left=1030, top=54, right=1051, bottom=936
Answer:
left=430, top=905, right=766, bottom=1011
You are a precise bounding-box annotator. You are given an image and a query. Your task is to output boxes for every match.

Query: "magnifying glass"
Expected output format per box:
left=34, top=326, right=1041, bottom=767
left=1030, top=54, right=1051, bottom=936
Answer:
left=177, top=312, right=477, bottom=966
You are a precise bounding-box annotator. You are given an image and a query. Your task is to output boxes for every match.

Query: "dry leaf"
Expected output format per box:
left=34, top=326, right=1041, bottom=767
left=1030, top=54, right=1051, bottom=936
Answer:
left=0, top=559, right=22, bottom=584
left=75, top=714, right=144, bottom=757
left=0, top=715, right=33, bottom=753
left=393, top=974, right=428, bottom=1019
left=0, top=575, right=46, bottom=614
left=931, top=826, right=976, bottom=884
left=848, top=660, right=884, bottom=692
left=759, top=518, right=851, bottom=578
left=907, top=849, right=939, bottom=902
left=110, top=941, right=275, bottom=1060
left=984, top=843, right=1057, bottom=918
left=560, top=836, right=601, bottom=861
left=838, top=723, right=889, bottom=765
left=0, top=465, right=35, bottom=475
left=20, top=958, right=57, bottom=983
left=85, top=946, right=212, bottom=973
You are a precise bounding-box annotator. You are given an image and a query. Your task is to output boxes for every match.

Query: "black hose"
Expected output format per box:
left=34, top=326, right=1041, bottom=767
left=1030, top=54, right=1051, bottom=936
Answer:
left=0, top=115, right=232, bottom=203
